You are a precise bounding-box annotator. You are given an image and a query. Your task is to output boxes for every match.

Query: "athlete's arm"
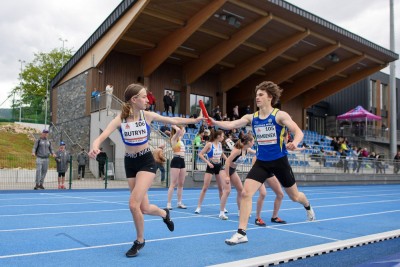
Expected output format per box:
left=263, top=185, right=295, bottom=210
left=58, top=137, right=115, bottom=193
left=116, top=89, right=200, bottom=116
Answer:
left=210, top=114, right=252, bottom=130
left=170, top=125, right=181, bottom=145
left=89, top=116, right=121, bottom=158
left=198, top=142, right=213, bottom=167
left=276, top=111, right=303, bottom=151
left=224, top=148, right=240, bottom=177
left=145, top=111, right=203, bottom=125
left=247, top=148, right=257, bottom=154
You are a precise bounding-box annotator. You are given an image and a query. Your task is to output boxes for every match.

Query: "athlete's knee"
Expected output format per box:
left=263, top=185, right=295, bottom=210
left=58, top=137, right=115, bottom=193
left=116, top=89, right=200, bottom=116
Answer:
left=241, top=189, right=252, bottom=200
left=275, top=191, right=284, bottom=200
left=288, top=192, right=301, bottom=202
left=129, top=200, right=141, bottom=213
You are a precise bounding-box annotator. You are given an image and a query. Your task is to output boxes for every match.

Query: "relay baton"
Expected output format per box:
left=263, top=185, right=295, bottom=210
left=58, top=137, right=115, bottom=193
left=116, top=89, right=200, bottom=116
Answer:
left=199, top=100, right=212, bottom=125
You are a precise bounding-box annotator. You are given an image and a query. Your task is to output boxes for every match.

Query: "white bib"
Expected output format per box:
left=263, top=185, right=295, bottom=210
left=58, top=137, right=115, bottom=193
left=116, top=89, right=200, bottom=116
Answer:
left=120, top=120, right=148, bottom=145
left=254, top=124, right=277, bottom=146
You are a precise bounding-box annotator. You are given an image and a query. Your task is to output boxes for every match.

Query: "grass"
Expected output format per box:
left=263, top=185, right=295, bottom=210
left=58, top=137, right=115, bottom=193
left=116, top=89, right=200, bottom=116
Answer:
left=0, top=123, right=56, bottom=169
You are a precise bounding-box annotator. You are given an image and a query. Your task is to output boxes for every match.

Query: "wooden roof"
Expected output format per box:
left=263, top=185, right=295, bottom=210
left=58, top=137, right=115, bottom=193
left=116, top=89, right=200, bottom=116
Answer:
left=53, top=0, right=398, bottom=107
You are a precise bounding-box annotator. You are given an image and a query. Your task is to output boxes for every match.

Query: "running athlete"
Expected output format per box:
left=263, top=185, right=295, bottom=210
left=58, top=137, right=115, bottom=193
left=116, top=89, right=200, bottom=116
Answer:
left=89, top=83, right=202, bottom=257
left=167, top=125, right=188, bottom=210
left=220, top=133, right=255, bottom=220
left=210, top=81, right=316, bottom=245
left=195, top=129, right=227, bottom=214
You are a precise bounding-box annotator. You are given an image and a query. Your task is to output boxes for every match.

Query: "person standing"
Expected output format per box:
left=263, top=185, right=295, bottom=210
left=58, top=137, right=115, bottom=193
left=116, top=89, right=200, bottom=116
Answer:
left=209, top=81, right=316, bottom=245
left=394, top=151, right=400, bottom=174
left=77, top=148, right=88, bottom=180
left=91, top=88, right=100, bottom=110
left=153, top=144, right=166, bottom=183
left=88, top=83, right=202, bottom=257
left=163, top=91, right=172, bottom=116
left=195, top=129, right=227, bottom=214
left=171, top=95, right=177, bottom=115
left=147, top=91, right=156, bottom=111
left=193, top=130, right=204, bottom=170
left=96, top=148, right=108, bottom=180
left=55, top=141, right=70, bottom=189
left=167, top=125, right=188, bottom=210
left=105, top=84, right=114, bottom=110
left=233, top=105, right=239, bottom=120
left=32, top=129, right=55, bottom=190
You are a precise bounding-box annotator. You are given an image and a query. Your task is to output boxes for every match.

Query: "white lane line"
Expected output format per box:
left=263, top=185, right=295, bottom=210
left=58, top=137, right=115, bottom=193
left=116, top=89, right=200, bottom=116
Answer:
left=0, top=209, right=128, bottom=218
left=1, top=208, right=400, bottom=259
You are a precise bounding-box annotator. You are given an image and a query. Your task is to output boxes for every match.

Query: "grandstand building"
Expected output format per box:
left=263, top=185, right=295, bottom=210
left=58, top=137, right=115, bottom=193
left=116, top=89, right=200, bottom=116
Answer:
left=48, top=0, right=398, bottom=167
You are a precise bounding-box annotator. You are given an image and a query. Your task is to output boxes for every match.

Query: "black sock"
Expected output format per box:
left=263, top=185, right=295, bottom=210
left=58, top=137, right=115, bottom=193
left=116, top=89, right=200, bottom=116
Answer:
left=304, top=205, right=311, bottom=210
left=238, top=229, right=246, bottom=236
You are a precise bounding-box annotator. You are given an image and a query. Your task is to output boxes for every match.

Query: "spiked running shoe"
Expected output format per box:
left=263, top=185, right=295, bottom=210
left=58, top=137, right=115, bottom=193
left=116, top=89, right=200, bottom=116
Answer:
left=125, top=240, right=145, bottom=257
left=306, top=207, right=316, bottom=221
left=225, top=232, right=248, bottom=246
left=271, top=217, right=287, bottom=224
left=255, top=217, right=266, bottom=227
left=163, top=208, right=174, bottom=231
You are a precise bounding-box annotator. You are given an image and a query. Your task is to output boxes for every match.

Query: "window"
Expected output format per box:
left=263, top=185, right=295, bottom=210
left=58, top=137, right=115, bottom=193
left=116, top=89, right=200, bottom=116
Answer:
left=190, top=94, right=212, bottom=116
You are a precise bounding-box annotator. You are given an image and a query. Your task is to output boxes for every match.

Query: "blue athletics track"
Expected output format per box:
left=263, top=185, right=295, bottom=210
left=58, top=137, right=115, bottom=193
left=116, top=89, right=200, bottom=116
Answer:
left=0, top=184, right=400, bottom=267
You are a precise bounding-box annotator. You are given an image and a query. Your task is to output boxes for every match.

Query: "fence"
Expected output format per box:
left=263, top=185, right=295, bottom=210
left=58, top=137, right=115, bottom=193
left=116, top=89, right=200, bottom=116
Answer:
left=2, top=146, right=399, bottom=190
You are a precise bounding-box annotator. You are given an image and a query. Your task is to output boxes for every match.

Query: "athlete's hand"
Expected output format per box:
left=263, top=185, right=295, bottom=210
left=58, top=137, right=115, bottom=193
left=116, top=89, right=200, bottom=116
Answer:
left=207, top=162, right=214, bottom=168
left=88, top=148, right=100, bottom=159
left=286, top=141, right=298, bottom=151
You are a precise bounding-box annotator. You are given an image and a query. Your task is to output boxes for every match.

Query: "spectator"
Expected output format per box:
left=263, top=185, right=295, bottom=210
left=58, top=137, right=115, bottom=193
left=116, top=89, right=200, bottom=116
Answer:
left=330, top=136, right=339, bottom=151
left=96, top=148, right=108, bottom=180
left=245, top=105, right=251, bottom=114
left=171, top=95, right=176, bottom=115
left=91, top=88, right=100, bottom=110
left=193, top=130, right=205, bottom=170
left=147, top=91, right=156, bottom=111
left=32, top=129, right=55, bottom=190
left=160, top=124, right=171, bottom=137
left=375, top=154, right=385, bottom=174
left=77, top=148, right=88, bottom=180
left=105, top=84, right=114, bottom=110
left=368, top=151, right=376, bottom=170
left=153, top=144, right=166, bottom=183
left=163, top=91, right=172, bottom=115
left=55, top=141, right=70, bottom=189
left=213, top=105, right=222, bottom=121
left=203, top=129, right=211, bottom=142
left=394, top=151, right=400, bottom=174
left=233, top=105, right=239, bottom=120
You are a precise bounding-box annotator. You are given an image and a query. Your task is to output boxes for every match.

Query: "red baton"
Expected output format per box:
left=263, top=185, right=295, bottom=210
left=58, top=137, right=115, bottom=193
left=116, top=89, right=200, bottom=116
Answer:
left=199, top=100, right=212, bottom=125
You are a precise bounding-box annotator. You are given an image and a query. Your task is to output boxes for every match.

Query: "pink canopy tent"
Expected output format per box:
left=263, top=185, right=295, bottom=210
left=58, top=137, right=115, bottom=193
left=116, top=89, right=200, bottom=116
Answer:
left=337, top=105, right=381, bottom=121
left=336, top=105, right=381, bottom=137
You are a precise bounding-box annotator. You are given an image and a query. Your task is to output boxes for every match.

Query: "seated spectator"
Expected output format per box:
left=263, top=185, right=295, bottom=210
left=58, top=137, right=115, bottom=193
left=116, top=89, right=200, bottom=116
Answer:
left=160, top=124, right=171, bottom=137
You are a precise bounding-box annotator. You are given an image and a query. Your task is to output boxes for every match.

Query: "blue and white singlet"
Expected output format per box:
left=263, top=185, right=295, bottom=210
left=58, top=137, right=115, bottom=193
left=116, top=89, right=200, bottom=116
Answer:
left=119, top=110, right=151, bottom=146
left=252, top=109, right=287, bottom=161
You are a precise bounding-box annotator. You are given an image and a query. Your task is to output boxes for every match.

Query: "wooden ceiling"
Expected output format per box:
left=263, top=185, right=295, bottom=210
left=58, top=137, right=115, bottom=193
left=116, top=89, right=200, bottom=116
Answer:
left=64, top=0, right=399, bottom=108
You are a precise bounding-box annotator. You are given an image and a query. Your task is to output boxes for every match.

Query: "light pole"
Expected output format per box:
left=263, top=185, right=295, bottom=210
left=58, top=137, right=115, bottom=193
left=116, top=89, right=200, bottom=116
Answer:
left=44, top=73, right=50, bottom=129
left=59, top=38, right=68, bottom=66
left=18, top=59, right=25, bottom=122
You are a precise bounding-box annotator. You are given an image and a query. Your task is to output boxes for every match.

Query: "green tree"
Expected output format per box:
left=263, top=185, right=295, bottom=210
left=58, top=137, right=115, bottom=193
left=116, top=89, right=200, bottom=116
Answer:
left=10, top=47, right=73, bottom=121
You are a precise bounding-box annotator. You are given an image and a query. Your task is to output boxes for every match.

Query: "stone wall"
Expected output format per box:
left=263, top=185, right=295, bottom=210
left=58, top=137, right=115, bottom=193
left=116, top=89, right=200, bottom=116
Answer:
left=52, top=73, right=91, bottom=156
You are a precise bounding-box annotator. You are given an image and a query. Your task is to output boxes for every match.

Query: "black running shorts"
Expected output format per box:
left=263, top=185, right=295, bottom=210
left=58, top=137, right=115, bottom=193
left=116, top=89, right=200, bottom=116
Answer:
left=124, top=150, right=157, bottom=178
left=170, top=156, right=185, bottom=169
left=246, top=156, right=295, bottom=188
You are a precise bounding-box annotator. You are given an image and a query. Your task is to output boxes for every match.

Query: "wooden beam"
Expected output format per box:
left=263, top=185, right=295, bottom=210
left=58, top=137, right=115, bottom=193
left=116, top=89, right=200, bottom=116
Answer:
left=142, top=0, right=227, bottom=76
left=185, top=15, right=273, bottom=84
left=266, top=43, right=340, bottom=84
left=281, top=54, right=365, bottom=103
left=220, top=30, right=309, bottom=91
left=303, top=65, right=385, bottom=107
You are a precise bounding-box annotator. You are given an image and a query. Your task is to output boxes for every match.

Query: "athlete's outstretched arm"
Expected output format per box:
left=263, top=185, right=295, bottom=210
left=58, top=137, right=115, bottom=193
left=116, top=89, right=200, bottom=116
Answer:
left=210, top=114, right=252, bottom=130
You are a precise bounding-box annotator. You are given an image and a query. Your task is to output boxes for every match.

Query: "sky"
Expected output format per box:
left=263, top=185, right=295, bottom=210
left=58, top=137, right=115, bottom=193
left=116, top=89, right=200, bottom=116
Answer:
left=0, top=0, right=398, bottom=108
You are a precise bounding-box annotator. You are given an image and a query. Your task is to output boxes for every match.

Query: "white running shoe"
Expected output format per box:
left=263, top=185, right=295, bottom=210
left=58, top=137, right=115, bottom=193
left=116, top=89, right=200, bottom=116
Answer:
left=177, top=203, right=187, bottom=209
left=306, top=207, right=316, bottom=221
left=194, top=207, right=201, bottom=214
left=166, top=204, right=173, bottom=210
left=225, top=232, right=248, bottom=246
left=224, top=208, right=228, bottom=213
left=219, top=214, right=228, bottom=220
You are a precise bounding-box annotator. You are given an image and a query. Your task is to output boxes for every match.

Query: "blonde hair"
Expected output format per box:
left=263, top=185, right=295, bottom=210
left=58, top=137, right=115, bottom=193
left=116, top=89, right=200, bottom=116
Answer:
left=255, top=81, right=283, bottom=105
left=120, top=83, right=146, bottom=120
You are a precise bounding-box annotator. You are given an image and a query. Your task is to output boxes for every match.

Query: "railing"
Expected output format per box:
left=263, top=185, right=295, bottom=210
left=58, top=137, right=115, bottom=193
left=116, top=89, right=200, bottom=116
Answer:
left=1, top=150, right=399, bottom=190
left=329, top=125, right=400, bottom=143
